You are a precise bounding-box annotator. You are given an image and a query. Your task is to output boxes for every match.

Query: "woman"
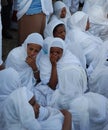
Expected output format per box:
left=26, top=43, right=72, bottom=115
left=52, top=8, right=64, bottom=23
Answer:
left=0, top=67, right=72, bottom=130
left=34, top=37, right=87, bottom=107
left=51, top=1, right=71, bottom=31
left=35, top=37, right=108, bottom=130
left=13, top=0, right=53, bottom=44
left=67, top=11, right=103, bottom=66
left=5, top=33, right=43, bottom=91
left=44, top=18, right=86, bottom=69
left=88, top=40, right=108, bottom=98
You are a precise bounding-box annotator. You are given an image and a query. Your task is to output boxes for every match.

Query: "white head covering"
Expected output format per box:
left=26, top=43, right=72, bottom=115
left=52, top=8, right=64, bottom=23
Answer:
left=67, top=11, right=89, bottom=31
left=22, top=32, right=44, bottom=50
left=0, top=68, right=21, bottom=104
left=48, top=37, right=65, bottom=56
left=53, top=1, right=66, bottom=18
left=44, top=18, right=64, bottom=38
left=5, top=33, right=44, bottom=91
left=88, top=5, right=108, bottom=25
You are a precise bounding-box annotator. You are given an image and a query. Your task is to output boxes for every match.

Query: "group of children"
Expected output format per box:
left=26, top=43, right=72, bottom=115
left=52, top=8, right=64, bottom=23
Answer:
left=0, top=0, right=108, bottom=130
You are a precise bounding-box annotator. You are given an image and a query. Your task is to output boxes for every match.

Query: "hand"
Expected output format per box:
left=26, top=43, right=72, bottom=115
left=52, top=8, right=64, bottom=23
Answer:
left=50, top=54, right=58, bottom=66
left=25, top=56, right=37, bottom=70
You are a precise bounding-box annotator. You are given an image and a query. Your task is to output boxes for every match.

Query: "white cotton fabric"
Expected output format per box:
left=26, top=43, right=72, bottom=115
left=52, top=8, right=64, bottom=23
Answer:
left=44, top=18, right=64, bottom=38
left=0, top=87, right=41, bottom=130
left=5, top=33, right=43, bottom=91
left=82, top=0, right=108, bottom=41
left=34, top=37, right=87, bottom=107
left=15, top=0, right=53, bottom=20
left=67, top=11, right=102, bottom=65
left=52, top=1, right=71, bottom=31
left=87, top=5, right=108, bottom=41
left=88, top=40, right=108, bottom=98
left=0, top=68, right=41, bottom=130
left=44, top=18, right=86, bottom=69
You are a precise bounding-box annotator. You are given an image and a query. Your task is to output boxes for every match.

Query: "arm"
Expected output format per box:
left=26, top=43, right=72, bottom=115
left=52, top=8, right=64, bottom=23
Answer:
left=47, top=54, right=58, bottom=90
left=26, top=56, right=40, bottom=83
left=60, top=110, right=72, bottom=130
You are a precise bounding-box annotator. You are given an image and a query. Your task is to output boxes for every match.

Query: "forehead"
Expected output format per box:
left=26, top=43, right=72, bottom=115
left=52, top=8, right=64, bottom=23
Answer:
left=27, top=43, right=41, bottom=48
left=50, top=47, right=63, bottom=51
left=54, top=24, right=65, bottom=32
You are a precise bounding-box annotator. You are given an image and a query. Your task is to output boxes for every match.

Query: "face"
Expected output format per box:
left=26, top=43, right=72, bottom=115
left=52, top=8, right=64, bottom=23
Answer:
left=60, top=7, right=67, bottom=18
left=27, top=43, right=42, bottom=58
left=53, top=25, right=66, bottom=40
left=29, top=96, right=40, bottom=118
left=50, top=47, right=63, bottom=61
left=85, top=19, right=90, bottom=31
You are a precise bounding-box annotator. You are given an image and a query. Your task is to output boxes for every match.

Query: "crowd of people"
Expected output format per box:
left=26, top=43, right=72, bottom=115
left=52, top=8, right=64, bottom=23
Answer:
left=0, top=0, right=108, bottom=130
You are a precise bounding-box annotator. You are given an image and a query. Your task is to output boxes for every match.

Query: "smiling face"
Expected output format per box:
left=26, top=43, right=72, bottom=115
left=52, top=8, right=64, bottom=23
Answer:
left=27, top=43, right=42, bottom=58
left=29, top=96, right=40, bottom=118
left=53, top=24, right=66, bottom=40
left=50, top=47, right=63, bottom=62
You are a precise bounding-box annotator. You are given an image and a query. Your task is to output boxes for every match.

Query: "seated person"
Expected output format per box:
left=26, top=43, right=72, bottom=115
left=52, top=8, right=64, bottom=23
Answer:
left=0, top=67, right=72, bottom=130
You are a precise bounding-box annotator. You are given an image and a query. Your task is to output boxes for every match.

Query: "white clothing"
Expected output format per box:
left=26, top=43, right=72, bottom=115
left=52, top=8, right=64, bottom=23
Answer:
left=88, top=40, right=108, bottom=98
left=82, top=0, right=108, bottom=41
left=67, top=11, right=103, bottom=65
left=44, top=18, right=86, bottom=69
left=34, top=38, right=87, bottom=107
left=5, top=33, right=44, bottom=91
left=15, top=0, right=53, bottom=20
left=63, top=0, right=80, bottom=13
left=52, top=1, right=71, bottom=31
left=0, top=68, right=41, bottom=130
left=0, top=67, right=66, bottom=130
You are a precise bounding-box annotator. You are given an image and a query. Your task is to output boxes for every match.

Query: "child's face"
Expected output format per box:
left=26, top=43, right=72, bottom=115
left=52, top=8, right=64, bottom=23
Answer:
left=29, top=96, right=40, bottom=118
left=50, top=47, right=63, bottom=62
left=27, top=43, right=42, bottom=58
left=60, top=7, right=67, bottom=18
left=53, top=25, right=66, bottom=40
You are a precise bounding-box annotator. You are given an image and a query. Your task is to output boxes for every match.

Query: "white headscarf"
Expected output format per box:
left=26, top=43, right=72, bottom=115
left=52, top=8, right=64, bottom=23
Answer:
left=88, top=5, right=108, bottom=25
left=53, top=1, right=66, bottom=18
left=44, top=18, right=64, bottom=38
left=5, top=33, right=44, bottom=91
left=67, top=11, right=89, bottom=31
left=0, top=68, right=21, bottom=106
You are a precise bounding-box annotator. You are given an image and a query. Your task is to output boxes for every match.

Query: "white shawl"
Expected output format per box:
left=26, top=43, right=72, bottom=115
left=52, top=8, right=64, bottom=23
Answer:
left=5, top=33, right=43, bottom=91
left=67, top=11, right=102, bottom=65
left=34, top=38, right=87, bottom=107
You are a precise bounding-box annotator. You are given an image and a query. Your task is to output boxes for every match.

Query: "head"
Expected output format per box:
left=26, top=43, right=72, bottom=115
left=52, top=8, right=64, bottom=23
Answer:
left=48, top=37, right=65, bottom=61
left=23, top=33, right=43, bottom=58
left=60, top=7, right=67, bottom=18
left=27, top=43, right=42, bottom=58
left=44, top=19, right=65, bottom=38
left=53, top=24, right=66, bottom=40
left=29, top=96, right=40, bottom=118
left=54, top=1, right=67, bottom=18
left=67, top=11, right=89, bottom=31
left=0, top=68, right=21, bottom=103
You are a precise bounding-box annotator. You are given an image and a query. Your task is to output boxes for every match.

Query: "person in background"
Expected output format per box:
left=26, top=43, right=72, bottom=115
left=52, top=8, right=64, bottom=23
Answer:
left=0, top=67, right=72, bottom=130
left=13, top=0, right=53, bottom=45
